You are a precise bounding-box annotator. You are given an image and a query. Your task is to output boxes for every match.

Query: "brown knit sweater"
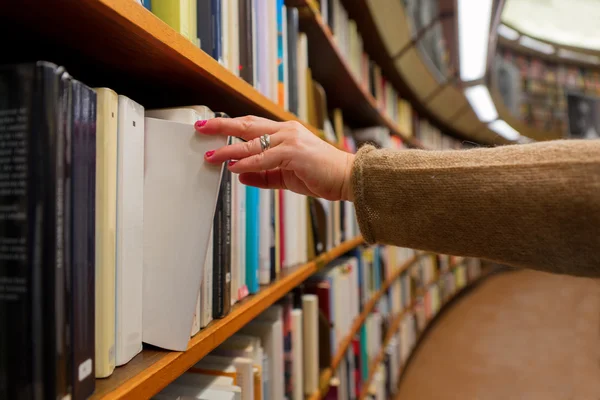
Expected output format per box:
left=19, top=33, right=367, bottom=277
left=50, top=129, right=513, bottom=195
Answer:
left=351, top=139, right=600, bottom=278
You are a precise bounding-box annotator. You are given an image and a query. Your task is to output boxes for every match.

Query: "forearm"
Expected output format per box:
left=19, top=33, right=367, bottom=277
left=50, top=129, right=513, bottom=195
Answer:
left=351, top=140, right=600, bottom=277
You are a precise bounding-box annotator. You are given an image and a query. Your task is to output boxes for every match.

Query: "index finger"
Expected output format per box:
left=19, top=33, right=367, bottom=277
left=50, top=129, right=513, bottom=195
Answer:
left=195, top=115, right=284, bottom=141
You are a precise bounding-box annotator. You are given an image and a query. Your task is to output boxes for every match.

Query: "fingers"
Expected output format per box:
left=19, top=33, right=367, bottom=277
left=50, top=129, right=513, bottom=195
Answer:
left=196, top=115, right=284, bottom=141
left=205, top=133, right=283, bottom=164
left=239, top=170, right=286, bottom=190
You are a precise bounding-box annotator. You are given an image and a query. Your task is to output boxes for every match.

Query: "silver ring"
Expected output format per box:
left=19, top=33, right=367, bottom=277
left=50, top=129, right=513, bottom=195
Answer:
left=259, top=134, right=271, bottom=152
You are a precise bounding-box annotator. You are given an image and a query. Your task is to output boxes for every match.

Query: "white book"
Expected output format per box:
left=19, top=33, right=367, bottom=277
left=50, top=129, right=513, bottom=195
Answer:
left=256, top=0, right=270, bottom=97
left=94, top=87, right=119, bottom=377
left=283, top=190, right=296, bottom=269
left=221, top=0, right=230, bottom=69
left=240, top=318, right=283, bottom=400
left=229, top=0, right=240, bottom=76
left=190, top=355, right=254, bottom=399
left=144, top=107, right=216, bottom=335
left=201, top=231, right=214, bottom=328
left=115, top=95, right=145, bottom=366
left=258, top=189, right=271, bottom=284
left=142, top=117, right=225, bottom=351
left=302, top=295, right=319, bottom=395
left=291, top=309, right=303, bottom=400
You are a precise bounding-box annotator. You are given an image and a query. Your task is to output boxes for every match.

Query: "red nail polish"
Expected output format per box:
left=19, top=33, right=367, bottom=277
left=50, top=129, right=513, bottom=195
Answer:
left=195, top=120, right=207, bottom=129
left=228, top=160, right=236, bottom=167
left=205, top=150, right=215, bottom=158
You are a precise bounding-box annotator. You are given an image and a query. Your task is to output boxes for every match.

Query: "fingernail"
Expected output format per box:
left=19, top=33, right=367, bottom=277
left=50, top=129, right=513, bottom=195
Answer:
left=228, top=160, right=236, bottom=167
left=195, top=120, right=207, bottom=129
left=205, top=150, right=215, bottom=158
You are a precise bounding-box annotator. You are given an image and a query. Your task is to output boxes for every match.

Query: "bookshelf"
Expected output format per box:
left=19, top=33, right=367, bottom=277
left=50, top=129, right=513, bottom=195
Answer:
left=308, top=254, right=421, bottom=399
left=0, top=1, right=494, bottom=399
left=92, top=236, right=364, bottom=400
left=292, top=0, right=415, bottom=142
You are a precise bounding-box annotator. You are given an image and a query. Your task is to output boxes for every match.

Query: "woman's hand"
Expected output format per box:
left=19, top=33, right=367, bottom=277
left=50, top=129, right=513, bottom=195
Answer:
left=196, top=115, right=354, bottom=201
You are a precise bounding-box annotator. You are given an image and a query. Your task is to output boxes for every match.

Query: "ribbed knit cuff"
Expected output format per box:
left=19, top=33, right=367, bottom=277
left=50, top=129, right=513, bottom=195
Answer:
left=351, top=144, right=377, bottom=244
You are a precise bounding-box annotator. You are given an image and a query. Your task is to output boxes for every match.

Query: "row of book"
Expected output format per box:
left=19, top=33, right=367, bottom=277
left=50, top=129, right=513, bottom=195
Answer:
left=495, top=45, right=600, bottom=134
left=150, top=246, right=483, bottom=399
left=136, top=0, right=418, bottom=143
left=0, top=61, right=359, bottom=400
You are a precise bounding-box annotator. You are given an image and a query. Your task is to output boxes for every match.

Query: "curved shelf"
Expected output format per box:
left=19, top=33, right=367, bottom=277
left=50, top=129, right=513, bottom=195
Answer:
left=307, top=254, right=425, bottom=399
left=92, top=236, right=364, bottom=400
left=356, top=265, right=496, bottom=399
left=293, top=0, right=417, bottom=145
left=0, top=0, right=339, bottom=144
left=390, top=265, right=499, bottom=400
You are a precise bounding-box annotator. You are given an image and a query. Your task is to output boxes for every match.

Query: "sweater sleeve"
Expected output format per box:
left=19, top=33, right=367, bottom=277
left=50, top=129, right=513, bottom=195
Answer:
left=350, top=139, right=600, bottom=277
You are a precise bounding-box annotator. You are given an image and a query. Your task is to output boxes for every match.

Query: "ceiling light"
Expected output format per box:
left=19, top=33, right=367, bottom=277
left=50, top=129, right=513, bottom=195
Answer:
left=458, top=0, right=493, bottom=82
left=558, top=48, right=600, bottom=65
left=489, top=119, right=521, bottom=141
left=519, top=36, right=555, bottom=54
left=498, top=24, right=520, bottom=41
left=464, top=85, right=498, bottom=123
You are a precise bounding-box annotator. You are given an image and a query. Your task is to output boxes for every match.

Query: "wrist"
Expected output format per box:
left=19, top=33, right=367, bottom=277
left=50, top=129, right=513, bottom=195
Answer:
left=341, top=152, right=355, bottom=202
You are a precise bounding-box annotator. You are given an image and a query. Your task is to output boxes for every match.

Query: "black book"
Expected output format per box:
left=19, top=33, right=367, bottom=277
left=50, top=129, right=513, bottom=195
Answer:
left=70, top=79, right=96, bottom=399
left=212, top=113, right=232, bottom=318
left=286, top=7, right=299, bottom=116
left=0, top=61, right=70, bottom=399
left=238, top=0, right=254, bottom=85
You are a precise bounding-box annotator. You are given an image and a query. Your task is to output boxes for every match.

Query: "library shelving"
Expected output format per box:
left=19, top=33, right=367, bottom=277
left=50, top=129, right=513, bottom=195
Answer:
left=92, top=236, right=364, bottom=400
left=290, top=0, right=414, bottom=142
left=0, top=1, right=497, bottom=399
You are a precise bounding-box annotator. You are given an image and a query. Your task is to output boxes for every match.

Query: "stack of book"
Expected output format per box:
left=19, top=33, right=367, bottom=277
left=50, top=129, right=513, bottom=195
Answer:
left=0, top=60, right=359, bottom=399
left=151, top=247, right=483, bottom=399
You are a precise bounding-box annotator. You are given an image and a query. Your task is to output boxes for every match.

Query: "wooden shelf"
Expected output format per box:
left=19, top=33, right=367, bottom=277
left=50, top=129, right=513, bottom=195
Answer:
left=307, top=254, right=425, bottom=399
left=0, top=0, right=333, bottom=142
left=292, top=0, right=414, bottom=143
left=91, top=236, right=363, bottom=400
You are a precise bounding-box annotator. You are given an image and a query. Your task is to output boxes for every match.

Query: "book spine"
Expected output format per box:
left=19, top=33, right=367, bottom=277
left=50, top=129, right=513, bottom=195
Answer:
left=286, top=6, right=299, bottom=115
left=211, top=0, right=222, bottom=63
left=197, top=0, right=213, bottom=56
left=245, top=185, right=259, bottom=294
left=71, top=80, right=96, bottom=399
left=238, top=0, right=254, bottom=85
left=212, top=137, right=232, bottom=318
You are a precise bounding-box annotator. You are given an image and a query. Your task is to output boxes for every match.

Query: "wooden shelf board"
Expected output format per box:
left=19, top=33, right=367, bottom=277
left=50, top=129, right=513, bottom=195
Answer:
left=92, top=236, right=364, bottom=400
left=294, top=0, right=412, bottom=142
left=0, top=0, right=329, bottom=140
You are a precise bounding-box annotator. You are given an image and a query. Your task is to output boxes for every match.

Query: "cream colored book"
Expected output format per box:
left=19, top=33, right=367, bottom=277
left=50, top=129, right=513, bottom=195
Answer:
left=115, top=95, right=145, bottom=366
left=93, top=87, right=119, bottom=378
left=302, top=295, right=319, bottom=395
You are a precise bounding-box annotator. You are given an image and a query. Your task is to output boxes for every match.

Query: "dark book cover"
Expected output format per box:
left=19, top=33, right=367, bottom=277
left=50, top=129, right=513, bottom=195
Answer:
left=278, top=189, right=285, bottom=269
left=211, top=0, right=222, bottom=62
left=277, top=293, right=294, bottom=399
left=212, top=135, right=232, bottom=318
left=238, top=0, right=254, bottom=85
left=339, top=200, right=346, bottom=243
left=197, top=0, right=213, bottom=57
left=286, top=7, right=299, bottom=115
left=70, top=80, right=96, bottom=399
left=0, top=61, right=70, bottom=399
left=304, top=280, right=332, bottom=369
left=308, top=197, right=326, bottom=255
left=327, top=0, right=335, bottom=32
left=269, top=189, right=276, bottom=281
left=351, top=337, right=362, bottom=397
